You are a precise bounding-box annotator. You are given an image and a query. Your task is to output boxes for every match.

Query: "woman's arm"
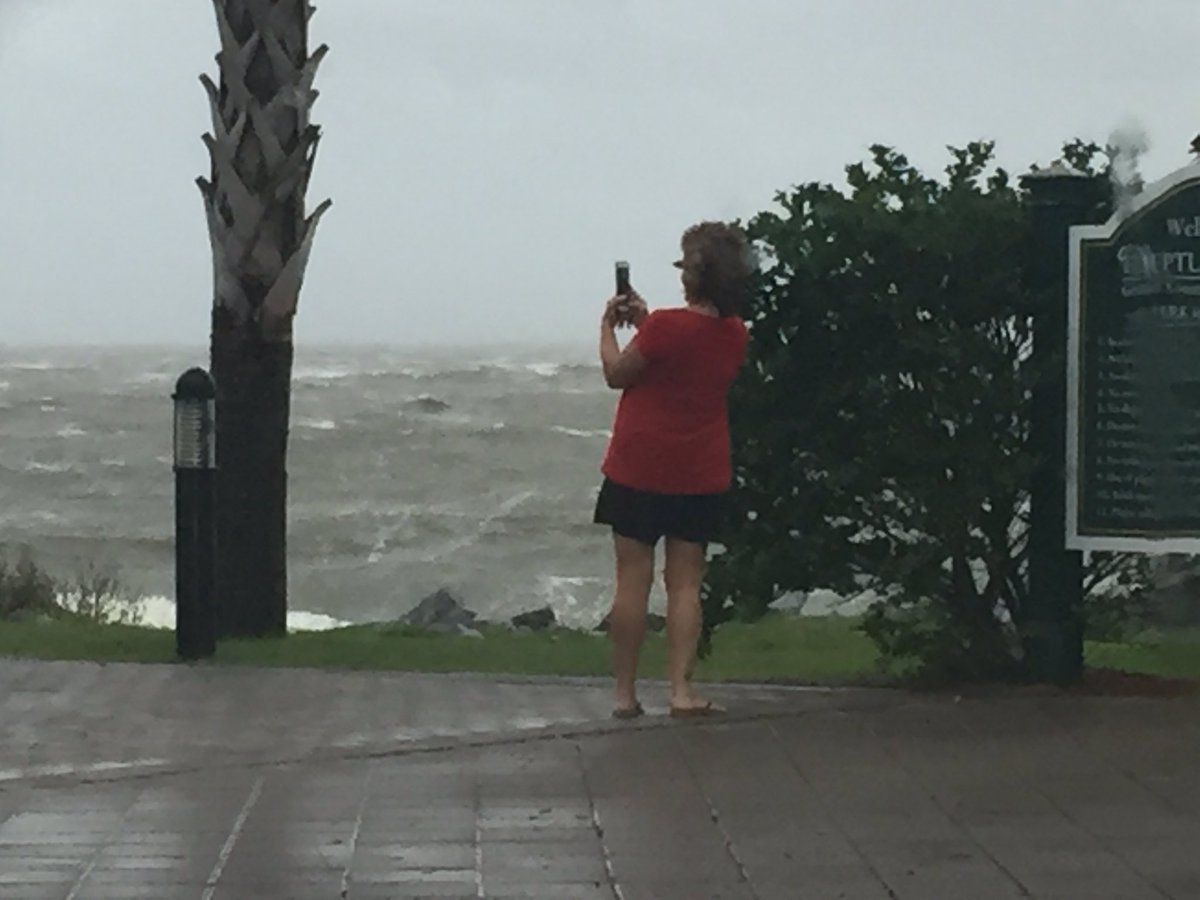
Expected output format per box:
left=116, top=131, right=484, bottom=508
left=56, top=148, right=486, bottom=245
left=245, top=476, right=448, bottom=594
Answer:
left=600, top=294, right=649, bottom=390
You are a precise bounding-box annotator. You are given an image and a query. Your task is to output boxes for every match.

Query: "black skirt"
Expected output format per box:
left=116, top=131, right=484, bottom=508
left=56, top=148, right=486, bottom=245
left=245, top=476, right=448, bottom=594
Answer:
left=593, top=478, right=728, bottom=547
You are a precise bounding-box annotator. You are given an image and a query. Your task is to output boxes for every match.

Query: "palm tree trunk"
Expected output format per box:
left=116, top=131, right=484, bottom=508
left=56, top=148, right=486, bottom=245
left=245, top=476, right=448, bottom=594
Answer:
left=198, top=0, right=331, bottom=637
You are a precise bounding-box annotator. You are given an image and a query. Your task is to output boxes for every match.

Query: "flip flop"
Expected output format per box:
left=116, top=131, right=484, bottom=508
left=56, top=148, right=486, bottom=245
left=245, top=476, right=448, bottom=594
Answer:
left=669, top=701, right=723, bottom=719
left=611, top=703, right=645, bottom=720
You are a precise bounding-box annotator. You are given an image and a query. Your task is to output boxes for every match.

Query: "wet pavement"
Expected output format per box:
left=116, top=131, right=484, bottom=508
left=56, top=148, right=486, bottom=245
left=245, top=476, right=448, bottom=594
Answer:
left=0, top=660, right=1198, bottom=898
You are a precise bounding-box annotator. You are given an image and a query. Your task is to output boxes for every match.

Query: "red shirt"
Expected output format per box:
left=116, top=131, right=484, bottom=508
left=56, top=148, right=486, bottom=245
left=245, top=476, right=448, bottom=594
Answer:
left=602, top=308, right=748, bottom=494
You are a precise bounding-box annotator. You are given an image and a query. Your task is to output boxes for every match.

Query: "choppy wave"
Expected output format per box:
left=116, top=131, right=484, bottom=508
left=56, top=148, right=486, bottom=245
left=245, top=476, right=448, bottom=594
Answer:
left=297, top=418, right=337, bottom=431
left=25, top=461, right=75, bottom=474
left=552, top=426, right=610, bottom=439
left=117, top=595, right=349, bottom=632
left=490, top=361, right=562, bottom=378
left=2, top=343, right=624, bottom=627
left=293, top=366, right=356, bottom=383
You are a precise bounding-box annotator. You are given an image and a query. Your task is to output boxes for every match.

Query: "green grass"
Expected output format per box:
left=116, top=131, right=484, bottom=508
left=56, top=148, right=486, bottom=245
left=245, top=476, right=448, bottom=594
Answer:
left=0, top=615, right=875, bottom=683
left=0, top=618, right=176, bottom=662
left=0, top=615, right=1197, bottom=686
left=1085, top=628, right=1200, bottom=681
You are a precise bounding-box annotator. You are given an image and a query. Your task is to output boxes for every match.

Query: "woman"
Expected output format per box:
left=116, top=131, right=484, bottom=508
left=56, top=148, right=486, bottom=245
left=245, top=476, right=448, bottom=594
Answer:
left=594, top=221, right=752, bottom=719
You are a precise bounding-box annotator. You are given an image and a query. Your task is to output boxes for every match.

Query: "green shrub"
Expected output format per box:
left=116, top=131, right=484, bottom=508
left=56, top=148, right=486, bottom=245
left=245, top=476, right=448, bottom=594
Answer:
left=704, top=139, right=1149, bottom=682
left=58, top=560, right=144, bottom=626
left=0, top=547, right=60, bottom=620
left=0, top=547, right=142, bottom=625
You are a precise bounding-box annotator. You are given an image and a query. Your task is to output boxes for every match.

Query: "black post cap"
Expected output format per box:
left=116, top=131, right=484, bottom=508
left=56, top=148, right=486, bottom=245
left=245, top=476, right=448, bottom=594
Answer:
left=173, top=367, right=216, bottom=401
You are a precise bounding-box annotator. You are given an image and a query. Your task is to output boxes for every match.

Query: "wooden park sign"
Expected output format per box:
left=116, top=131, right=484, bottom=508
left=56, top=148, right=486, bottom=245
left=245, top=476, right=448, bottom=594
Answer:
left=1067, top=163, right=1200, bottom=552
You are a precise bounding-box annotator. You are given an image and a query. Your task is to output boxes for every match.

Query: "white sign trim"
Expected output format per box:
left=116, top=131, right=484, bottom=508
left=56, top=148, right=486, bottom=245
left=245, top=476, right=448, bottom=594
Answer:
left=1066, top=161, right=1200, bottom=553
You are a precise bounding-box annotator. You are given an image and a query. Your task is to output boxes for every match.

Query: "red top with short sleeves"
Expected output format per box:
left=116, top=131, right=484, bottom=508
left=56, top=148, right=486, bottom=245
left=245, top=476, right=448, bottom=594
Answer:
left=601, top=308, right=748, bottom=494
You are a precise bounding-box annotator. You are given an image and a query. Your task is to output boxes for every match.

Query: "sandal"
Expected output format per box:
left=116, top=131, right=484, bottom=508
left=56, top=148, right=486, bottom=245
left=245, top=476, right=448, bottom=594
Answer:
left=669, top=700, right=723, bottom=719
left=611, top=702, right=645, bottom=720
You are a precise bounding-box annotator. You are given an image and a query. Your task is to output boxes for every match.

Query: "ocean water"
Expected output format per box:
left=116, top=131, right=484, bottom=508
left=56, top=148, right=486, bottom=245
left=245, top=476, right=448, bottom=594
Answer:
left=0, top=343, right=633, bottom=630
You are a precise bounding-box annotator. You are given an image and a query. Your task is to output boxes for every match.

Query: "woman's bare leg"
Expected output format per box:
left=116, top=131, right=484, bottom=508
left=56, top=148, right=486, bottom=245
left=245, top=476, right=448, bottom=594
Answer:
left=609, top=534, right=655, bottom=711
left=663, top=537, right=716, bottom=710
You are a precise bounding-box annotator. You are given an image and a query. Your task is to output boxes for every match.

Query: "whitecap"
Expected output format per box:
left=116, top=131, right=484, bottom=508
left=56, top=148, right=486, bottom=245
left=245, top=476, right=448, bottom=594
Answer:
left=6, top=361, right=54, bottom=371
left=134, top=595, right=348, bottom=632
left=288, top=610, right=350, bottom=632
left=492, top=361, right=562, bottom=378
left=297, top=418, right=337, bottom=431
left=293, top=366, right=354, bottom=383
left=56, top=425, right=87, bottom=438
left=25, top=461, right=72, bottom=474
left=101, top=458, right=127, bottom=468
left=552, top=426, right=611, bottom=439
left=545, top=575, right=603, bottom=587
left=537, top=575, right=610, bottom=629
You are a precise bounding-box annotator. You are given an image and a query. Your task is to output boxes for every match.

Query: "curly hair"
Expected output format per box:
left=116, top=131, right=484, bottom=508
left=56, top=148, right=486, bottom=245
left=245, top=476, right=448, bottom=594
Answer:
left=677, top=221, right=754, bottom=318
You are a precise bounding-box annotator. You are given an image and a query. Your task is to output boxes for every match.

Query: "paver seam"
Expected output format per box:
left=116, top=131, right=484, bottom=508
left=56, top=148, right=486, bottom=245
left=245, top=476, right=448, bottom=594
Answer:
left=68, top=660, right=870, bottom=692
left=472, top=753, right=485, bottom=900
left=1027, top=786, right=1176, bottom=900
left=1039, top=698, right=1200, bottom=828
left=767, top=722, right=900, bottom=900
left=1032, top=699, right=1198, bottom=891
left=967, top=702, right=1177, bottom=900
left=339, top=762, right=374, bottom=899
left=572, top=742, right=624, bottom=900
left=864, top=716, right=1034, bottom=897
left=200, top=774, right=264, bottom=900
left=3, top=704, right=899, bottom=791
left=672, top=730, right=760, bottom=900
left=63, top=787, right=142, bottom=900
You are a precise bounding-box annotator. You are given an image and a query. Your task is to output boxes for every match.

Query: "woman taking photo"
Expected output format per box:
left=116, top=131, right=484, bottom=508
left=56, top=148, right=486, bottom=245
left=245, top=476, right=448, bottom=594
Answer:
left=595, top=221, right=752, bottom=719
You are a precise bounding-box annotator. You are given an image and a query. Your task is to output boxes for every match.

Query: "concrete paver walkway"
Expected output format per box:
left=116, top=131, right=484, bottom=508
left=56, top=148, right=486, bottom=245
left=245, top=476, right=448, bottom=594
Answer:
left=0, top=659, right=1197, bottom=899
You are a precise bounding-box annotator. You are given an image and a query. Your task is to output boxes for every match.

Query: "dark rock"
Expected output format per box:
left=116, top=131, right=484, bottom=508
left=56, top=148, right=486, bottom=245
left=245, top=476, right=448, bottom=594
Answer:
left=401, top=588, right=477, bottom=633
left=594, top=611, right=666, bottom=633
left=510, top=606, right=557, bottom=631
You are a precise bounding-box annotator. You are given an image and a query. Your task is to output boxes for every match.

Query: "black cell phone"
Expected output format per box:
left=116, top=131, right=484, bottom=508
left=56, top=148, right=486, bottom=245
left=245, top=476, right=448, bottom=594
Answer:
left=615, top=260, right=631, bottom=296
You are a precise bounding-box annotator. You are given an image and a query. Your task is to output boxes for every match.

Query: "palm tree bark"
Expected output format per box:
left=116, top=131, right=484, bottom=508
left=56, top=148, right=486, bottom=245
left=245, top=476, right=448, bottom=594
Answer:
left=198, top=0, right=330, bottom=637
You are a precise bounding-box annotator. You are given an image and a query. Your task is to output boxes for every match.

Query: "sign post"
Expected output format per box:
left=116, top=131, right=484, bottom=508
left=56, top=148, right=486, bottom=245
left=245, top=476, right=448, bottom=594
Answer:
left=1068, top=164, right=1200, bottom=554
left=1023, top=163, right=1096, bottom=684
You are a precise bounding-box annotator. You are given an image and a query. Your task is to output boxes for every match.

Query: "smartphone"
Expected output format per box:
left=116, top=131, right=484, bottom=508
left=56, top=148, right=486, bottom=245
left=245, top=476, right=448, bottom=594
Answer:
left=615, top=261, right=631, bottom=296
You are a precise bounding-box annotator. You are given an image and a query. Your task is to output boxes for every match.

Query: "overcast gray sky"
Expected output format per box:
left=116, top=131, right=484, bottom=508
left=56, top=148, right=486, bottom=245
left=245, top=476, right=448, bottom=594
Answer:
left=1, top=0, right=1196, bottom=346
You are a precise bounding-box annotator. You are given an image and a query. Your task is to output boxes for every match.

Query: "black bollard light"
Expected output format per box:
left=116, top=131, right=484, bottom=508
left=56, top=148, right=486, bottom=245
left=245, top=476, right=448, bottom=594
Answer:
left=173, top=368, right=217, bottom=660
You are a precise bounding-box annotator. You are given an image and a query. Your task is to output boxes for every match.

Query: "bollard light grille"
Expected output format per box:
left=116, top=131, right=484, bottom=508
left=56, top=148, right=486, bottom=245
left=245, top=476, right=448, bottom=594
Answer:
left=172, top=368, right=217, bottom=470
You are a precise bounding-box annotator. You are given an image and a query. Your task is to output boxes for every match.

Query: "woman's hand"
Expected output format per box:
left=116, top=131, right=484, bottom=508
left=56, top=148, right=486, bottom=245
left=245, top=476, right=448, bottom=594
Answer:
left=603, top=292, right=649, bottom=330
left=603, top=295, right=628, bottom=330
left=624, top=290, right=649, bottom=328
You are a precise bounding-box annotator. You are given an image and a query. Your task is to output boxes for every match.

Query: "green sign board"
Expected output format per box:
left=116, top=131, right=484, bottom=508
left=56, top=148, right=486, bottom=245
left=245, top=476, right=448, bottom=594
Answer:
left=1068, top=165, right=1200, bottom=552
